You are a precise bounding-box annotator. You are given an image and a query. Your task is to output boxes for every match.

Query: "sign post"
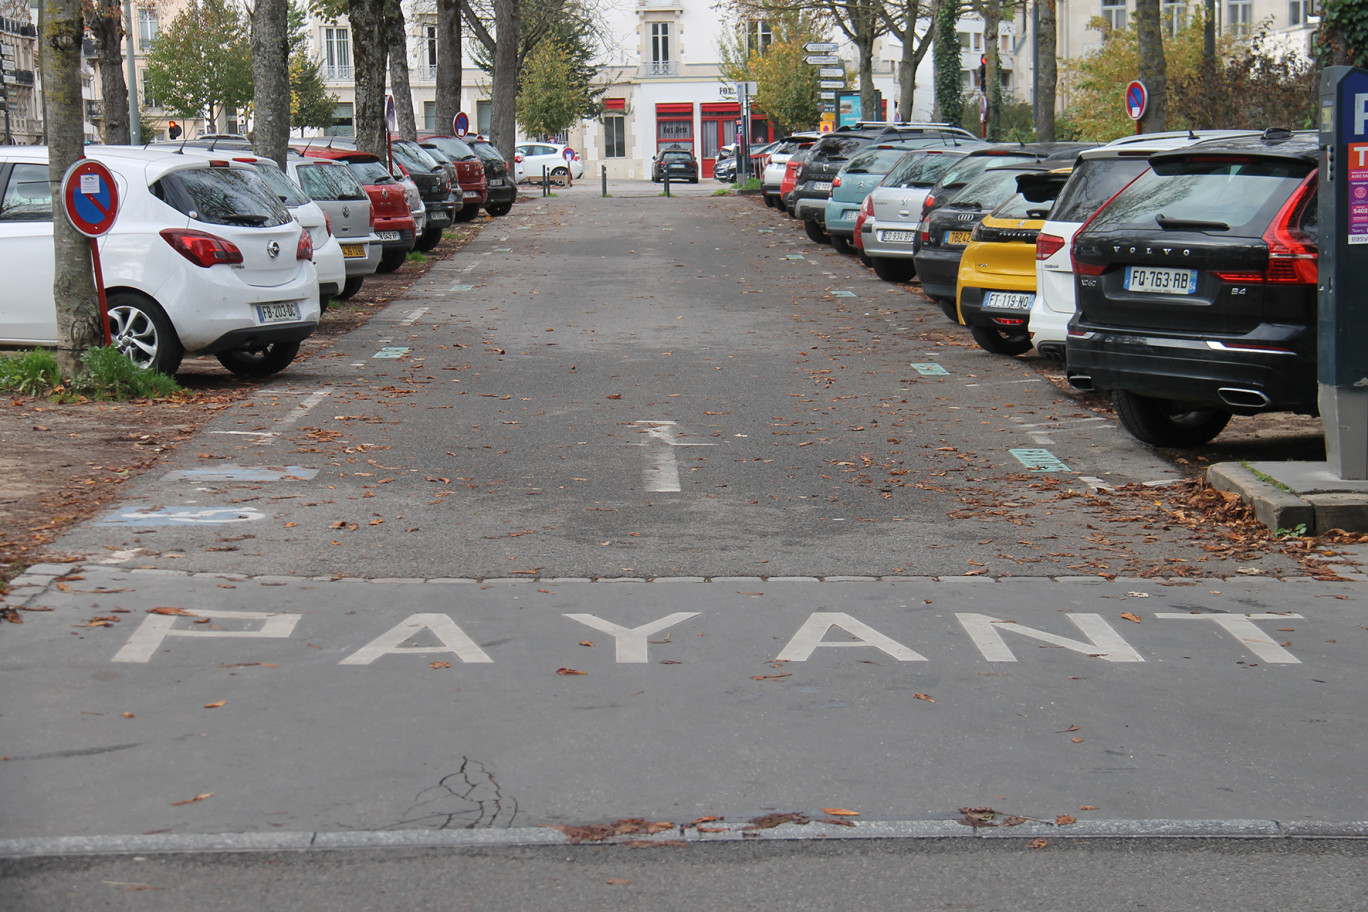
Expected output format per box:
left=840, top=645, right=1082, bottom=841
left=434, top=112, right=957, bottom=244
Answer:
left=1124, top=80, right=1148, bottom=134
left=1317, top=66, right=1368, bottom=479
left=60, top=159, right=120, bottom=345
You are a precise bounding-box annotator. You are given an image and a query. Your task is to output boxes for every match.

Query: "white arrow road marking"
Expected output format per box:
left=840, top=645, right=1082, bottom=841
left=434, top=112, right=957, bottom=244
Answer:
left=626, top=421, right=716, bottom=493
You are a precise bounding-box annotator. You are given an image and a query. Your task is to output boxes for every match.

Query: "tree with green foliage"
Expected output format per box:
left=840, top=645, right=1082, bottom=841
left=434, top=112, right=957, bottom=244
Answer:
left=719, top=12, right=823, bottom=134
left=517, top=40, right=592, bottom=138
left=933, top=0, right=963, bottom=127
left=1062, top=15, right=1315, bottom=141
left=143, top=0, right=254, bottom=133
left=1317, top=0, right=1368, bottom=68
left=290, top=53, right=339, bottom=135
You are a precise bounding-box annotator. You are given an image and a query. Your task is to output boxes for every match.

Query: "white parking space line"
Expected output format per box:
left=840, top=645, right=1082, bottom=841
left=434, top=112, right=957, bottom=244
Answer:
left=400, top=307, right=429, bottom=325
left=626, top=420, right=716, bottom=493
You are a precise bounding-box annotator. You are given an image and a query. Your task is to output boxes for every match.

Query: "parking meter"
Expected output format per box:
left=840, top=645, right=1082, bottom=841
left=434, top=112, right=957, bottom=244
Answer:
left=1318, top=66, right=1368, bottom=479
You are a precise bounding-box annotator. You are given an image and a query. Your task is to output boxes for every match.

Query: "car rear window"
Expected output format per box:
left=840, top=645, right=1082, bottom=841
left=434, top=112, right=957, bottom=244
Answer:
left=469, top=142, right=506, bottom=165
left=947, top=167, right=1034, bottom=211
left=992, top=191, right=1053, bottom=221
left=1049, top=157, right=1153, bottom=223
left=881, top=151, right=960, bottom=188
left=294, top=161, right=368, bottom=201
left=1085, top=157, right=1314, bottom=237
left=391, top=143, right=440, bottom=173
left=663, top=151, right=693, bottom=161
left=0, top=163, right=52, bottom=221
left=253, top=162, right=310, bottom=208
left=811, top=136, right=870, bottom=163
left=425, top=137, right=478, bottom=160
left=344, top=160, right=397, bottom=185
left=153, top=165, right=292, bottom=228
left=936, top=153, right=1036, bottom=192
left=843, top=147, right=913, bottom=174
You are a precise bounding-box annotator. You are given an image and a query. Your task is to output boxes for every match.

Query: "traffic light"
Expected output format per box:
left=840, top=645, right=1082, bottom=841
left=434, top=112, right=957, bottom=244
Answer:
left=168, top=121, right=181, bottom=139
left=978, top=55, right=986, bottom=88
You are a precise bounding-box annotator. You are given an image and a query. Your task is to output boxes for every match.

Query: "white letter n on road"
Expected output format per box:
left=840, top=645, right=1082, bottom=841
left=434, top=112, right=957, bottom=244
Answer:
left=958, top=613, right=1145, bottom=662
left=112, top=611, right=300, bottom=663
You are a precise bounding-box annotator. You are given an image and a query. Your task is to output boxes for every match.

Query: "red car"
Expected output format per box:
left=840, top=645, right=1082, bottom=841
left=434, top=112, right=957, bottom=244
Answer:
left=294, top=146, right=418, bottom=273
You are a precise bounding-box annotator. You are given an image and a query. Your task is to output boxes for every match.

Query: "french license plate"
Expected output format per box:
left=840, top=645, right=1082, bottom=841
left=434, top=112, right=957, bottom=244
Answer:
left=984, top=291, right=1036, bottom=311
left=1125, top=265, right=1198, bottom=294
left=377, top=231, right=400, bottom=241
left=488, top=178, right=503, bottom=186
left=341, top=244, right=365, bottom=258
left=812, top=181, right=832, bottom=191
left=463, top=191, right=480, bottom=199
left=256, top=302, right=301, bottom=324
left=881, top=230, right=917, bottom=243
left=945, top=230, right=973, bottom=246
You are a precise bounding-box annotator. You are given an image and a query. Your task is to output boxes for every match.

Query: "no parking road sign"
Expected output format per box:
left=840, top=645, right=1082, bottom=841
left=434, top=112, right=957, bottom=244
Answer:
left=59, top=158, right=120, bottom=344
left=61, top=158, right=119, bottom=238
left=1125, top=80, right=1148, bottom=122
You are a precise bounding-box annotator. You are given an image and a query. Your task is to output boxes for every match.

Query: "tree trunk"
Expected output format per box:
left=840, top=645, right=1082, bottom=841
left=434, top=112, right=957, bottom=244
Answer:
left=43, top=0, right=100, bottom=378
left=251, top=0, right=290, bottom=166
left=90, top=0, right=129, bottom=144
left=349, top=0, right=389, bottom=158
left=1136, top=0, right=1167, bottom=132
left=434, top=0, right=463, bottom=136
left=1035, top=0, right=1056, bottom=140
left=387, top=4, right=418, bottom=139
left=895, top=0, right=936, bottom=121
left=491, top=0, right=520, bottom=174
left=983, top=0, right=1001, bottom=139
left=856, top=0, right=878, bottom=119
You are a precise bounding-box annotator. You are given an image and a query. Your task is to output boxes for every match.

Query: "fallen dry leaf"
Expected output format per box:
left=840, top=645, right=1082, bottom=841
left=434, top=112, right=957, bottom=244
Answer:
left=1056, top=815, right=1077, bottom=826
left=822, top=808, right=860, bottom=817
left=1080, top=805, right=1098, bottom=811
left=750, top=673, right=792, bottom=680
left=1028, top=838, right=1049, bottom=849
left=429, top=661, right=451, bottom=669
left=913, top=693, right=935, bottom=703
left=605, top=879, right=631, bottom=885
left=556, top=667, right=587, bottom=676
left=203, top=700, right=225, bottom=709
left=1120, top=612, right=1142, bottom=623
left=170, top=792, right=213, bottom=806
left=743, top=812, right=809, bottom=830
left=149, top=607, right=197, bottom=616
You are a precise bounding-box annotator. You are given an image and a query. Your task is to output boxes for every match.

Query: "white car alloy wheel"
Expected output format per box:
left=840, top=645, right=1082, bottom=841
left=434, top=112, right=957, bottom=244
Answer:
left=108, top=292, right=183, bottom=375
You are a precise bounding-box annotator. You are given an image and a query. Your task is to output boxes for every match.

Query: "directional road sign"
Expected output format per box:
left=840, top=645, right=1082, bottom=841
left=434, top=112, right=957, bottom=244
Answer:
left=820, top=80, right=846, bottom=89
left=804, top=42, right=838, bottom=53
left=818, top=67, right=844, bottom=78
left=805, top=54, right=840, bottom=66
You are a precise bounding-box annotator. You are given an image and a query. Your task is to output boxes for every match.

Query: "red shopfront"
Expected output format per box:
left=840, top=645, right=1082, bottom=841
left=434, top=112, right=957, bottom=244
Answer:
left=699, top=102, right=772, bottom=179
left=656, top=102, right=694, bottom=159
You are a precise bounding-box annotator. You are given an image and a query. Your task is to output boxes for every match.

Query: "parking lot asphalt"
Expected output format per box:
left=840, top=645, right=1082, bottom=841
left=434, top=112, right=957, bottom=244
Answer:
left=2, top=182, right=1366, bottom=866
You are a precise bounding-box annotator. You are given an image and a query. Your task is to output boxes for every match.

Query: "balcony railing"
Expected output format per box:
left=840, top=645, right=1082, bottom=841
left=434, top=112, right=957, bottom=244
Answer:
left=322, top=64, right=353, bottom=81
left=639, top=60, right=678, bottom=77
left=86, top=99, right=102, bottom=118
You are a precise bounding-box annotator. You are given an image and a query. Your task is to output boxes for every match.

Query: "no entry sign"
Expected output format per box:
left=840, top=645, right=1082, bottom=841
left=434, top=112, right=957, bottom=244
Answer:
left=61, top=158, right=119, bottom=237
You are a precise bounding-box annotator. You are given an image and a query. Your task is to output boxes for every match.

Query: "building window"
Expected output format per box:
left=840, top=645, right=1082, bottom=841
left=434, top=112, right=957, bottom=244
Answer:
left=324, top=27, right=351, bottom=80
left=1288, top=0, right=1318, bottom=25
left=477, top=99, right=492, bottom=134
left=137, top=7, right=158, bottom=51
left=747, top=20, right=772, bottom=57
left=1162, top=0, right=1186, bottom=35
left=971, top=32, right=982, bottom=51
left=1226, top=0, right=1252, bottom=34
left=1100, top=0, right=1126, bottom=30
left=604, top=116, right=626, bottom=158
left=328, top=102, right=353, bottom=136
left=649, top=21, right=672, bottom=75
left=424, top=101, right=436, bottom=131
left=141, top=78, right=158, bottom=111
left=425, top=25, right=437, bottom=79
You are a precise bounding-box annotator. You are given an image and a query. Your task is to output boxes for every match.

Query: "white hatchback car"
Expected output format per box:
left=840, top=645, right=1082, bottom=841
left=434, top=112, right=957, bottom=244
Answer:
left=0, top=146, right=319, bottom=376
left=515, top=142, right=583, bottom=182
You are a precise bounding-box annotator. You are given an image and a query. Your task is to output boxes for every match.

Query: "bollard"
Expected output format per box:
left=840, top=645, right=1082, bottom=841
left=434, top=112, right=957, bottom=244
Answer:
left=663, top=166, right=670, bottom=198
left=601, top=164, right=607, bottom=198
left=542, top=166, right=550, bottom=197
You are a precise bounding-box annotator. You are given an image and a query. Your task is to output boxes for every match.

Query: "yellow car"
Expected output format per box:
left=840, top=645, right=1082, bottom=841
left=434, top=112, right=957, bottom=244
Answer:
left=956, top=168, right=1072, bottom=355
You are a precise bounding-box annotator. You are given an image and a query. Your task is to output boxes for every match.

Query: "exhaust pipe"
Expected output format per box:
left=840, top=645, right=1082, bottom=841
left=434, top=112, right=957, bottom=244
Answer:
left=1067, top=373, right=1094, bottom=392
left=1036, top=343, right=1065, bottom=362
left=1218, top=388, right=1271, bottom=410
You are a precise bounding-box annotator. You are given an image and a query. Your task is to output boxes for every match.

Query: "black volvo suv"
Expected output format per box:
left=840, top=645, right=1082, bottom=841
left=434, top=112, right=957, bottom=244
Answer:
left=1065, top=129, right=1319, bottom=447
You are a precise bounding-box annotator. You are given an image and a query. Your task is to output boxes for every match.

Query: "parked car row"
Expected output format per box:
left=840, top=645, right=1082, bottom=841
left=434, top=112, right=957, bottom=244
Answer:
left=767, top=126, right=1319, bottom=448
left=0, top=133, right=519, bottom=378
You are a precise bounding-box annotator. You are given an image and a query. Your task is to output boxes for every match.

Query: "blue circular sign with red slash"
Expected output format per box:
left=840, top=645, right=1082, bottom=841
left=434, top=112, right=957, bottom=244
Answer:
left=1125, top=80, right=1148, bottom=121
left=453, top=111, right=469, bottom=138
left=61, top=158, right=119, bottom=237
